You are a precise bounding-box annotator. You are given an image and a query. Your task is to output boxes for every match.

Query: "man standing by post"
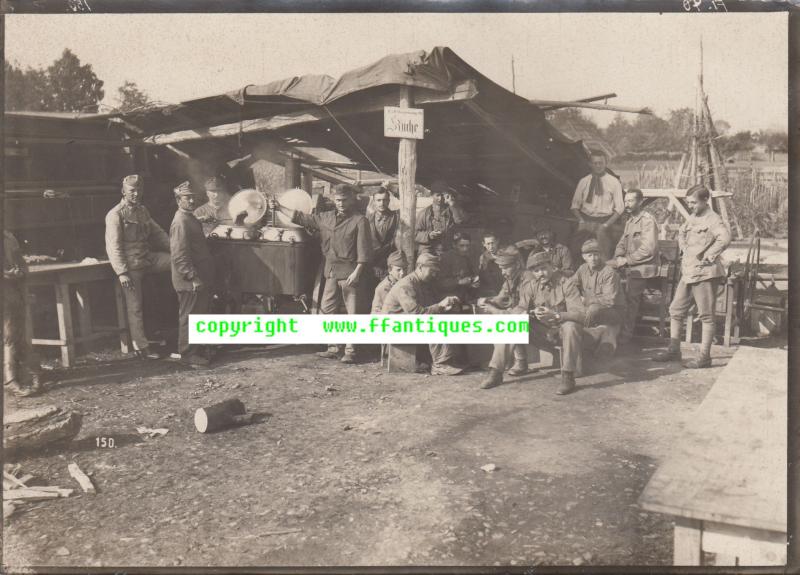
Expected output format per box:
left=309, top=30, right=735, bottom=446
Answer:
left=170, top=181, right=215, bottom=366
left=367, top=183, right=399, bottom=282
left=653, top=184, right=730, bottom=368
left=270, top=184, right=372, bottom=364
left=105, top=174, right=171, bottom=360
left=571, top=150, right=624, bottom=260
left=416, top=180, right=469, bottom=255
left=612, top=188, right=660, bottom=343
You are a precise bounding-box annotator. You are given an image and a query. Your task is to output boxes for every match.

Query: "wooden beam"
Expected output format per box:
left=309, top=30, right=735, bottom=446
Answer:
left=398, top=87, right=418, bottom=271
left=465, top=101, right=575, bottom=189
left=537, top=92, right=617, bottom=111
left=531, top=99, right=652, bottom=115
left=141, top=82, right=477, bottom=147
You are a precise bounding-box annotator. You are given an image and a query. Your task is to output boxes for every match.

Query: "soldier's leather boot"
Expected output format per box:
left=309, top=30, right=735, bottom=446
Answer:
left=683, top=354, right=712, bottom=369
left=507, top=359, right=529, bottom=376
left=556, top=371, right=576, bottom=395
left=340, top=351, right=357, bottom=364
left=480, top=368, right=503, bottom=389
left=652, top=339, right=682, bottom=362
left=317, top=347, right=340, bottom=360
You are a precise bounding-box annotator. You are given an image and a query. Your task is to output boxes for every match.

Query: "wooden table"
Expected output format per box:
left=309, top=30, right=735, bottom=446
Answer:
left=26, top=260, right=130, bottom=367
left=639, top=346, right=786, bottom=566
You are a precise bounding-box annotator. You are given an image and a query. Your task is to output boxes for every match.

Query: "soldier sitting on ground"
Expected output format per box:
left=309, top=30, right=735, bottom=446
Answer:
left=372, top=251, right=406, bottom=314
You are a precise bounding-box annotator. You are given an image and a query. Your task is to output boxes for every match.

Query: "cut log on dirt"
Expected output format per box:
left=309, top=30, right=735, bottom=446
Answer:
left=3, top=488, right=70, bottom=501
left=194, top=398, right=250, bottom=433
left=67, top=463, right=96, bottom=494
left=4, top=406, right=82, bottom=453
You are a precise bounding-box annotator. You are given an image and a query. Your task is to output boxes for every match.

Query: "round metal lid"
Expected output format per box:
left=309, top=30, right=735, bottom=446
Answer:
left=274, top=187, right=313, bottom=229
left=227, top=188, right=267, bottom=226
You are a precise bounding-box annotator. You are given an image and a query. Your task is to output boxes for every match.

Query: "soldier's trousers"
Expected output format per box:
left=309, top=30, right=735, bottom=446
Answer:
left=122, top=252, right=171, bottom=351
left=177, top=287, right=210, bottom=355
left=320, top=275, right=366, bottom=354
left=489, top=319, right=584, bottom=374
left=669, top=278, right=718, bottom=325
left=3, top=281, right=32, bottom=386
left=623, top=277, right=647, bottom=339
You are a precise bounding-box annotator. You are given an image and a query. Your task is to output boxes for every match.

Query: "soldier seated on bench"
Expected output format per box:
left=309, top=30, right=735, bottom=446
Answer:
left=481, top=250, right=587, bottom=395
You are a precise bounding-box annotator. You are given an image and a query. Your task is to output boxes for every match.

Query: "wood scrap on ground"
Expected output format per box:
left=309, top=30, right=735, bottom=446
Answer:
left=4, top=405, right=82, bottom=453
left=68, top=463, right=96, bottom=494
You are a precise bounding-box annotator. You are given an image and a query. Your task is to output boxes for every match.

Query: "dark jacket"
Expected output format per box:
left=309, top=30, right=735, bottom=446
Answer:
left=295, top=210, right=372, bottom=279
left=170, top=209, right=215, bottom=291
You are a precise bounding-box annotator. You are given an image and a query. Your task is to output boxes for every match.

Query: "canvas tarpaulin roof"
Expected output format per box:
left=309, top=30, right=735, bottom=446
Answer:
left=110, top=47, right=590, bottom=206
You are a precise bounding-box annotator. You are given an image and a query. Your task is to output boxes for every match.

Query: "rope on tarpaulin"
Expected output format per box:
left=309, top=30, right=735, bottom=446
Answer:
left=322, top=105, right=383, bottom=175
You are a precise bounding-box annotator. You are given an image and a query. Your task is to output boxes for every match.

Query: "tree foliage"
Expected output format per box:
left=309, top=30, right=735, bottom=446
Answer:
left=5, top=49, right=104, bottom=113
left=114, top=80, right=152, bottom=113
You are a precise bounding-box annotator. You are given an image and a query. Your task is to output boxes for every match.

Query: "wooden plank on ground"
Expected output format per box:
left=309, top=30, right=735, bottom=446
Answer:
left=68, top=463, right=96, bottom=494
left=639, top=346, right=787, bottom=533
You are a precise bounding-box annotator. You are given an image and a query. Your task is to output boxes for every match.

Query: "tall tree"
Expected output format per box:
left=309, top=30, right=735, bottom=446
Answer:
left=43, top=49, right=104, bottom=112
left=114, top=80, right=152, bottom=113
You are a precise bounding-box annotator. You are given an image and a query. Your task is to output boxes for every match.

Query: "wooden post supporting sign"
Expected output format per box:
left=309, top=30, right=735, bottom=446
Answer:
left=396, top=87, right=418, bottom=271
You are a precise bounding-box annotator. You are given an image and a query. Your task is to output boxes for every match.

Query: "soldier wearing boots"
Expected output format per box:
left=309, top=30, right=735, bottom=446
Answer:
left=480, top=251, right=587, bottom=395
left=653, top=184, right=730, bottom=368
left=477, top=246, right=529, bottom=380
left=611, top=188, right=660, bottom=343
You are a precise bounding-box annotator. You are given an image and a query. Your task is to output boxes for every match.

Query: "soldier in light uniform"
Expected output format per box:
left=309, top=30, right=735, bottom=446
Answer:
left=170, top=181, right=215, bottom=366
left=481, top=251, right=586, bottom=395
left=371, top=251, right=406, bottom=314
left=478, top=246, right=530, bottom=383
left=415, top=180, right=469, bottom=255
left=105, top=174, right=171, bottom=359
left=611, top=188, right=660, bottom=343
left=653, top=184, right=731, bottom=368
left=381, top=253, right=463, bottom=376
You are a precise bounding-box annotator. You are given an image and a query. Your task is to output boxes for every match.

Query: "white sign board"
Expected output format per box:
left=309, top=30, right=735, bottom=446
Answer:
left=384, top=106, right=424, bottom=139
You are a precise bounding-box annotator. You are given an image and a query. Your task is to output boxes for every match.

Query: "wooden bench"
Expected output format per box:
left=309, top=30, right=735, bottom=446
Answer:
left=26, top=260, right=130, bottom=367
left=638, top=346, right=786, bottom=566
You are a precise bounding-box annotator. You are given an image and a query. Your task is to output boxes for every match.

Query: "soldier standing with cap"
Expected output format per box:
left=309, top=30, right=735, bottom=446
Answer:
left=193, top=176, right=233, bottom=235
left=367, top=183, right=400, bottom=282
left=270, top=184, right=372, bottom=364
left=105, top=174, right=171, bottom=360
left=382, top=252, right=463, bottom=376
left=416, top=180, right=469, bottom=255
left=572, top=238, right=626, bottom=355
left=611, top=188, right=660, bottom=343
left=478, top=246, right=529, bottom=381
left=482, top=251, right=586, bottom=395
left=570, top=150, right=624, bottom=260
left=653, top=184, right=730, bottom=368
left=170, top=181, right=215, bottom=366
left=372, top=251, right=406, bottom=314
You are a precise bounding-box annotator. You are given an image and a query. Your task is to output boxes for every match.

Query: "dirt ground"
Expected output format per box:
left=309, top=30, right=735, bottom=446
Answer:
left=2, top=339, right=735, bottom=569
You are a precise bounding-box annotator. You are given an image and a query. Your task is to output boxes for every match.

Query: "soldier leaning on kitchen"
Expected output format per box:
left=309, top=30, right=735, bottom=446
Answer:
left=653, top=184, right=731, bottom=369
left=270, top=183, right=373, bottom=364
left=105, top=174, right=171, bottom=360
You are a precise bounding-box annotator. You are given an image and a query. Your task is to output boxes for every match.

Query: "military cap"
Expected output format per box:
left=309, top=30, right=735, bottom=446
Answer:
left=174, top=181, right=194, bottom=197
left=429, top=179, right=452, bottom=195
left=122, top=174, right=142, bottom=191
left=581, top=238, right=601, bottom=254
left=333, top=183, right=360, bottom=198
left=387, top=251, right=406, bottom=269
left=494, top=246, right=522, bottom=267
left=205, top=176, right=225, bottom=192
left=416, top=252, right=441, bottom=269
left=527, top=250, right=553, bottom=269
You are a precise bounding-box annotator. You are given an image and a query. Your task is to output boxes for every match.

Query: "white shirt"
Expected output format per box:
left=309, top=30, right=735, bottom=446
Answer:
left=570, top=172, right=624, bottom=218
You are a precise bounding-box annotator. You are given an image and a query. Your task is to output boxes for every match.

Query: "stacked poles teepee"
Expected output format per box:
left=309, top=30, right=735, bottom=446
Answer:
left=673, top=41, right=742, bottom=239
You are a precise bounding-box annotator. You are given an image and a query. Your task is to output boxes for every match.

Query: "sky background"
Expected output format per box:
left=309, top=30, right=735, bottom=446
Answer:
left=4, top=13, right=788, bottom=132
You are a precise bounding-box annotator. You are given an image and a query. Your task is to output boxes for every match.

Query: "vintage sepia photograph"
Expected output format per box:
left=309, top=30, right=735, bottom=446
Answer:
left=1, top=10, right=790, bottom=570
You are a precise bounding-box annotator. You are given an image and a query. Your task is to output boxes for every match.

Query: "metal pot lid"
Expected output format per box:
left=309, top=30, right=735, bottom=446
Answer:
left=228, top=188, right=267, bottom=226
left=274, top=187, right=313, bottom=229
